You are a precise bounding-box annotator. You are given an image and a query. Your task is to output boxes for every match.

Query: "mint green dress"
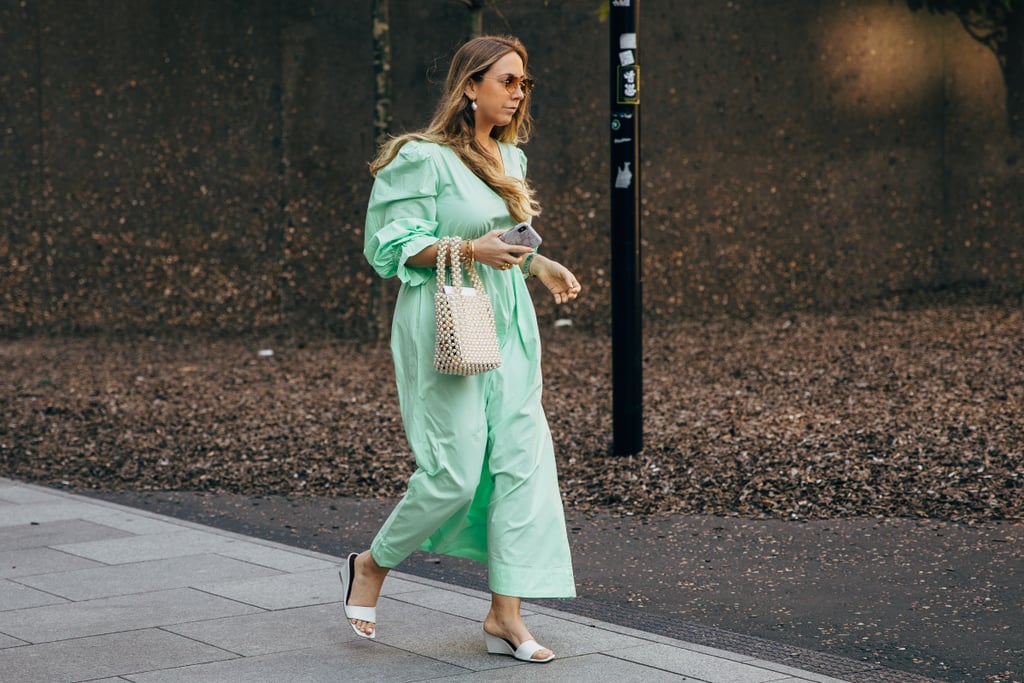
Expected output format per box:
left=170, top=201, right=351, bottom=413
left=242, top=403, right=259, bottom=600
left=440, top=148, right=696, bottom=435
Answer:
left=363, top=140, right=575, bottom=598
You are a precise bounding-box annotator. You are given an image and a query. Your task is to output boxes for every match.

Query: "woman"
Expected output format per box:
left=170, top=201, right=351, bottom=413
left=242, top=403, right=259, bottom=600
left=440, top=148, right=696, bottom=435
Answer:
left=342, top=35, right=581, bottom=664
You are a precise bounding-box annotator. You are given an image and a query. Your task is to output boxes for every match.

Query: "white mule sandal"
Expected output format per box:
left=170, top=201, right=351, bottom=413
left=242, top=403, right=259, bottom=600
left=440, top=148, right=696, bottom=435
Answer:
left=340, top=553, right=376, bottom=639
left=484, top=631, right=555, bottom=663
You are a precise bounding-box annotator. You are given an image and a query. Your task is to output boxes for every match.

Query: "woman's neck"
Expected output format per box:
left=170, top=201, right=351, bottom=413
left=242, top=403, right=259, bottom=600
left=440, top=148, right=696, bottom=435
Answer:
left=474, top=125, right=495, bottom=149
left=471, top=126, right=503, bottom=173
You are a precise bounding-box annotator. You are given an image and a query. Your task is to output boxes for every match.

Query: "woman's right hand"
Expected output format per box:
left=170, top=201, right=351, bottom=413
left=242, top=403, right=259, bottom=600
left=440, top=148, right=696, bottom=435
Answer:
left=470, top=229, right=534, bottom=271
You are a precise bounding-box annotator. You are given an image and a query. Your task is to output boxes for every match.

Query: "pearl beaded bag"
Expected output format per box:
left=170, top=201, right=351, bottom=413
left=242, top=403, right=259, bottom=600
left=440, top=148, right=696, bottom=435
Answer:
left=433, top=236, right=503, bottom=375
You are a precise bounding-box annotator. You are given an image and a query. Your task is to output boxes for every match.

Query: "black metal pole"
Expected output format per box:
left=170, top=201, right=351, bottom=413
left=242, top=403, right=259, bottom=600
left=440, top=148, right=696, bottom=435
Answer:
left=609, top=0, right=642, bottom=455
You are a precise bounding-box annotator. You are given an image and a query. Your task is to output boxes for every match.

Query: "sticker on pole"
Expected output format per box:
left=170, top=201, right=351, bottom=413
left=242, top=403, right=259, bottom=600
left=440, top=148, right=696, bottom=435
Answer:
left=615, top=162, right=633, bottom=189
left=617, top=65, right=639, bottom=105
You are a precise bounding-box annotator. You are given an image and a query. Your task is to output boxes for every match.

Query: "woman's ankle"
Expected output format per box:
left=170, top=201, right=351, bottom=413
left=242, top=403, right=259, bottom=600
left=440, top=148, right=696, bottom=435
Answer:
left=358, top=550, right=389, bottom=577
left=484, top=609, right=523, bottom=633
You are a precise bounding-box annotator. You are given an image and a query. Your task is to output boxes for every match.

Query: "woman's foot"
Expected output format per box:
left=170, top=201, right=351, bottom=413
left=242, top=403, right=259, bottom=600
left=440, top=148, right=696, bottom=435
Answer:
left=346, top=551, right=388, bottom=637
left=483, top=604, right=554, bottom=662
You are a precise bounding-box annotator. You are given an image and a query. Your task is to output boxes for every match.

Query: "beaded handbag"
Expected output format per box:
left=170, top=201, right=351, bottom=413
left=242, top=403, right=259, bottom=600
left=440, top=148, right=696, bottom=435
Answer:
left=433, top=236, right=502, bottom=375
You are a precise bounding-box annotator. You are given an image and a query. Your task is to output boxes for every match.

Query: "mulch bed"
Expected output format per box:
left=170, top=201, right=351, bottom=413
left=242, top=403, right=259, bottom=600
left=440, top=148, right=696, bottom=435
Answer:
left=2, top=296, right=1021, bottom=523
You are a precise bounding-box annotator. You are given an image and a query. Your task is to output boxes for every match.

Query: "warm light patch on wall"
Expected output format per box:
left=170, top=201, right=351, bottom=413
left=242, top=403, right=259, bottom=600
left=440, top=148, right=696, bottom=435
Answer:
left=817, top=1, right=943, bottom=113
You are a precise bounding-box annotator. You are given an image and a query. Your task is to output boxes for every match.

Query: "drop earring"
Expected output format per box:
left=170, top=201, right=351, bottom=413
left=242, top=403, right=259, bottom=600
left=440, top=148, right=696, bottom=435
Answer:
left=470, top=101, right=478, bottom=111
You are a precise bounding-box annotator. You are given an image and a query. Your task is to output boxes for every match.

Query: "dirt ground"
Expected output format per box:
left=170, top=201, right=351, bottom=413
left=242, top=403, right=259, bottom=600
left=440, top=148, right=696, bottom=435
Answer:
left=2, top=295, right=1022, bottom=524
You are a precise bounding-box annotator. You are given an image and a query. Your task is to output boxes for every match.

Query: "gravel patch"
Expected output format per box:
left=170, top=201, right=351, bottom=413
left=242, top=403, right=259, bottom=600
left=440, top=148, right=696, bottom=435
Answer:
left=2, top=298, right=1021, bottom=524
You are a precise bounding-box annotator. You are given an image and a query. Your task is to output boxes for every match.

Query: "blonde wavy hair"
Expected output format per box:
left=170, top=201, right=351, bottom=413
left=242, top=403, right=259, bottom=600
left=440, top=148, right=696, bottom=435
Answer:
left=369, top=35, right=540, bottom=222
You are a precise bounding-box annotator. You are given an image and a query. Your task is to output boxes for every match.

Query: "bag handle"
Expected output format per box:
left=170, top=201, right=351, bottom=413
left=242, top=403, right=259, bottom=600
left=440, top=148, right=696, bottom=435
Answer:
left=435, top=236, right=457, bottom=289
left=464, top=247, right=486, bottom=295
left=435, top=236, right=462, bottom=290
left=435, top=236, right=449, bottom=291
left=436, top=236, right=485, bottom=294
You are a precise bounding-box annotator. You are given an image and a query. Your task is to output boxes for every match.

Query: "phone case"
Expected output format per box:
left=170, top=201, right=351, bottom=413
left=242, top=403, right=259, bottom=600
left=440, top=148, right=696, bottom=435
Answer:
left=500, top=222, right=543, bottom=248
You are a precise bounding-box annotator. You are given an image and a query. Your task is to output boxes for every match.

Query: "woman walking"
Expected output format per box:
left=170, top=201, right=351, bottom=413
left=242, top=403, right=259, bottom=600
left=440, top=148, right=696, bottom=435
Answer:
left=342, top=35, right=582, bottom=663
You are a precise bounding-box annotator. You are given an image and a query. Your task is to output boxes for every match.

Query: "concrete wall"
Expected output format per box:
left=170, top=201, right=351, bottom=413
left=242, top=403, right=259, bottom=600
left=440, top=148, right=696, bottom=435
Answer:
left=1, top=0, right=1020, bottom=336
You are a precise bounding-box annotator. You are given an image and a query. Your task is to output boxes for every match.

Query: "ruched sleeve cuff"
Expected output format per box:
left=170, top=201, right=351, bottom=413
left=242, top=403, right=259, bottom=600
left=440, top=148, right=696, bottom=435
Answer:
left=364, top=141, right=440, bottom=286
left=368, top=220, right=439, bottom=287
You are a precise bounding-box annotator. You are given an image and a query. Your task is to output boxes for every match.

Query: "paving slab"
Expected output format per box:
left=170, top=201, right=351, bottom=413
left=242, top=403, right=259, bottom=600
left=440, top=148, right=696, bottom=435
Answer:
left=0, top=501, right=112, bottom=527
left=0, top=587, right=263, bottom=643
left=0, top=485, right=70, bottom=505
left=608, top=641, right=813, bottom=683
left=194, top=566, right=346, bottom=610
left=0, top=628, right=236, bottom=682
left=212, top=541, right=340, bottom=572
left=79, top=510, right=190, bottom=535
left=440, top=652, right=686, bottom=682
left=741, top=659, right=858, bottom=683
left=15, top=553, right=283, bottom=601
left=124, top=642, right=467, bottom=683
left=0, top=578, right=68, bottom=610
left=388, top=585, right=508, bottom=621
left=0, top=518, right=134, bottom=551
left=53, top=529, right=235, bottom=564
left=164, top=603, right=352, bottom=657
left=0, top=632, right=29, bottom=649
left=0, top=547, right=105, bottom=579
left=192, top=566, right=422, bottom=611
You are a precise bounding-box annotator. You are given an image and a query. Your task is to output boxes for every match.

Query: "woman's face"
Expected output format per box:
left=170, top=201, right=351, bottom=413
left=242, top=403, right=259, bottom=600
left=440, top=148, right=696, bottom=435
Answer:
left=466, top=51, right=528, bottom=131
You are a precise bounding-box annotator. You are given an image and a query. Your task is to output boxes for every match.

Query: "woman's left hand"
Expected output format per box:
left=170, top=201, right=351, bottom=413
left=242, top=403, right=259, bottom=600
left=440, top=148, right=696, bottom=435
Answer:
left=531, top=255, right=582, bottom=304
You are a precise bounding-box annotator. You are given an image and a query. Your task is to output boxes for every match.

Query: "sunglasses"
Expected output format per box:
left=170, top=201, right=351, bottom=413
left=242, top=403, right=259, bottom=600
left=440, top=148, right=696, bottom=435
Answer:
left=482, top=74, right=535, bottom=95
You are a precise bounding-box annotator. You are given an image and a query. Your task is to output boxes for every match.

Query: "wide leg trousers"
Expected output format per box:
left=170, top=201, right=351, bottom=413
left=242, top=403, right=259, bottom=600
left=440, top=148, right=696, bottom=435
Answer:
left=370, top=298, right=576, bottom=599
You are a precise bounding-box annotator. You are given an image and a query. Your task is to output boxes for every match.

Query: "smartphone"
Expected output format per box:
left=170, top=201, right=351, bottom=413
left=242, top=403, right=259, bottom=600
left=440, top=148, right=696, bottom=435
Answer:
left=499, top=222, right=542, bottom=248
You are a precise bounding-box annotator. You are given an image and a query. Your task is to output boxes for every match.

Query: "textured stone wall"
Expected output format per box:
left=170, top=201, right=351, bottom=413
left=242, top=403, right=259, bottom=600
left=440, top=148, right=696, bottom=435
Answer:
left=1, top=0, right=1020, bottom=336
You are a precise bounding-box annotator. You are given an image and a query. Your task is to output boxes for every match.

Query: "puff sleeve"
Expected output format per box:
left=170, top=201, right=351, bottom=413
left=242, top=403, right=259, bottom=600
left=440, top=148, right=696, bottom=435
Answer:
left=512, top=145, right=528, bottom=179
left=363, top=141, right=440, bottom=286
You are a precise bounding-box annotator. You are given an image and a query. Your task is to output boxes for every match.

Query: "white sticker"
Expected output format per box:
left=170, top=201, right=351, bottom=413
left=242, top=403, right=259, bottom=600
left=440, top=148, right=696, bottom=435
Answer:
left=615, top=162, right=633, bottom=189
left=618, top=50, right=634, bottom=66
left=444, top=286, right=477, bottom=296
left=619, top=33, right=636, bottom=50
left=613, top=0, right=631, bottom=6
left=622, top=68, right=637, bottom=98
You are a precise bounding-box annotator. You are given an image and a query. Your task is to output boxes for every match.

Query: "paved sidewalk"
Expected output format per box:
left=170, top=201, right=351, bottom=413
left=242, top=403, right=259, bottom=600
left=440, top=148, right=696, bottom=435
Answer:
left=0, top=478, right=856, bottom=682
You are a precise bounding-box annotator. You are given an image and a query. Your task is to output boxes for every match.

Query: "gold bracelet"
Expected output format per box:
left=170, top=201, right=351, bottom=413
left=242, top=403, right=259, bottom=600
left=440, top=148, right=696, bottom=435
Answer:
left=465, top=238, right=475, bottom=263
